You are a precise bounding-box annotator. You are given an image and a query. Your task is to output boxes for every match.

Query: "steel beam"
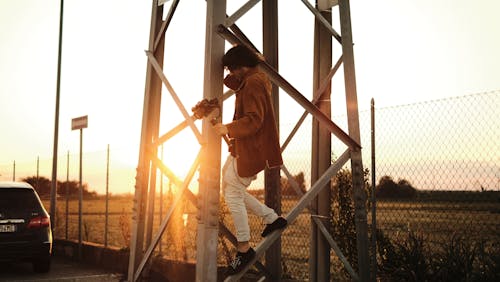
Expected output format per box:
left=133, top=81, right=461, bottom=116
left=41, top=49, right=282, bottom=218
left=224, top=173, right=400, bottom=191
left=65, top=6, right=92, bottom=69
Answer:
left=339, top=0, right=371, bottom=281
left=195, top=1, right=226, bottom=281
left=310, top=4, right=333, bottom=280
left=145, top=51, right=203, bottom=143
left=127, top=2, right=164, bottom=281
left=301, top=0, right=341, bottom=43
left=153, top=0, right=180, bottom=51
left=224, top=0, right=261, bottom=27
left=262, top=0, right=282, bottom=280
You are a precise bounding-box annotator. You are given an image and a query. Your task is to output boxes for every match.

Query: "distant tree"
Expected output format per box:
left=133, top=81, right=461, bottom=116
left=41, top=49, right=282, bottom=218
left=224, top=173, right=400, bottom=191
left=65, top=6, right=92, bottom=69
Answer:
left=67, top=182, right=97, bottom=198
left=397, top=178, right=417, bottom=198
left=21, top=176, right=97, bottom=198
left=281, top=172, right=307, bottom=196
left=22, top=176, right=51, bottom=196
left=376, top=175, right=417, bottom=199
left=376, top=176, right=398, bottom=198
left=56, top=180, right=80, bottom=197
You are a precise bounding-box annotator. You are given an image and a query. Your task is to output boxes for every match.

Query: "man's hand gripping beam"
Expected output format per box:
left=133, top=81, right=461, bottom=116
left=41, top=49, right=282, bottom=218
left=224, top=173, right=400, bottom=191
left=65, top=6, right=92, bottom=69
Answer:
left=192, top=98, right=230, bottom=145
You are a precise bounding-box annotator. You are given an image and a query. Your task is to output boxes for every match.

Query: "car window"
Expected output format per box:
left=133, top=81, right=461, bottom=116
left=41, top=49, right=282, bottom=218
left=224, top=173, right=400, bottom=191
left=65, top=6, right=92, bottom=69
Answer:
left=0, top=189, right=41, bottom=212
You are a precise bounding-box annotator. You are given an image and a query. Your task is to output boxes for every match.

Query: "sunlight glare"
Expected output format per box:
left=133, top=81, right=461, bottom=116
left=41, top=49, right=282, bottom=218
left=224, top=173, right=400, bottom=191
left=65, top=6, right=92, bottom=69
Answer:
left=159, top=129, right=201, bottom=192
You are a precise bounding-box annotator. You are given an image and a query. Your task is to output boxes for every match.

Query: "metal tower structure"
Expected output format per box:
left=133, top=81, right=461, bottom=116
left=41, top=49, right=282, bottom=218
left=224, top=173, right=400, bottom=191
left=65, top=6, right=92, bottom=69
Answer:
left=127, top=1, right=370, bottom=281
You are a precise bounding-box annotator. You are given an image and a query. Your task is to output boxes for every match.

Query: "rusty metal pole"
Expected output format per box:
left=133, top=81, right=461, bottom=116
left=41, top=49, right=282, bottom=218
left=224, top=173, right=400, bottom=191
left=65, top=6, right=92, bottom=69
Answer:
left=143, top=16, right=165, bottom=277
left=195, top=1, right=226, bottom=281
left=310, top=3, right=333, bottom=281
left=339, top=0, right=371, bottom=280
left=128, top=1, right=164, bottom=280
left=263, top=0, right=283, bottom=280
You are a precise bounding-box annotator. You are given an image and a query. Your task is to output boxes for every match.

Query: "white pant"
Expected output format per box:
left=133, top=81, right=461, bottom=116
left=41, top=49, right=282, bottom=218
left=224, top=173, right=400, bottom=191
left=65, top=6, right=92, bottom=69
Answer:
left=222, top=155, right=278, bottom=242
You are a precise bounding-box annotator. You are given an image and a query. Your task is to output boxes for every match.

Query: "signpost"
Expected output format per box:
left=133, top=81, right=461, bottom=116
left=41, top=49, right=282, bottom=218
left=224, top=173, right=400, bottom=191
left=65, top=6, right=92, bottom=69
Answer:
left=71, top=115, right=88, bottom=131
left=71, top=115, right=87, bottom=260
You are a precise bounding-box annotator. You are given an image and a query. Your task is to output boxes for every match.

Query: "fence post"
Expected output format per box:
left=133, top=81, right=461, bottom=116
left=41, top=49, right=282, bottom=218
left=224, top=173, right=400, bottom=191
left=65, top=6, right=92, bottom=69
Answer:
left=65, top=151, right=69, bottom=240
left=36, top=156, right=39, bottom=189
left=370, top=98, right=377, bottom=281
left=105, top=144, right=110, bottom=247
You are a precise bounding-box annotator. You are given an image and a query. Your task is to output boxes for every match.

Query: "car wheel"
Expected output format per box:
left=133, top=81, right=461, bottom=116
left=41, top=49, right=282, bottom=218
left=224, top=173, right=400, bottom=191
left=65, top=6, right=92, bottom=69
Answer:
left=33, top=257, right=51, bottom=273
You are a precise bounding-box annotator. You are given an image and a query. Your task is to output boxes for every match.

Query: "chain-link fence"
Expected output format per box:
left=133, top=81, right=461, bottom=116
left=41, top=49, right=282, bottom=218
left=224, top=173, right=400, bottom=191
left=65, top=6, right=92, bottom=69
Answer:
left=363, top=91, right=500, bottom=281
left=277, top=90, right=500, bottom=280
left=1, top=91, right=498, bottom=280
left=368, top=91, right=499, bottom=240
left=231, top=90, right=499, bottom=280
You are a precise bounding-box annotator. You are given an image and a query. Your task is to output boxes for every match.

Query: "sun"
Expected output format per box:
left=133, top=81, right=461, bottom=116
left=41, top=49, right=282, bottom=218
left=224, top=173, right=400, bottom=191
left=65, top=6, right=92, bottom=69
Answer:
left=112, top=120, right=233, bottom=195
left=159, top=129, right=201, bottom=180
left=112, top=127, right=201, bottom=173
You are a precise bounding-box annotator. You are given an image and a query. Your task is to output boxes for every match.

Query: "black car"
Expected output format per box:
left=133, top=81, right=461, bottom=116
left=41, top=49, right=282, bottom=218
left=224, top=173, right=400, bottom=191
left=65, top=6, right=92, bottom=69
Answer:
left=0, top=181, right=52, bottom=272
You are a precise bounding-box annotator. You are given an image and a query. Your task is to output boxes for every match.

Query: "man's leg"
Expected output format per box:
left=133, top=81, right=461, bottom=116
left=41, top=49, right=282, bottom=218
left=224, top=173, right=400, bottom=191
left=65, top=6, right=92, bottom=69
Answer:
left=244, top=192, right=288, bottom=237
left=222, top=156, right=256, bottom=274
left=225, top=156, right=287, bottom=238
left=243, top=192, right=278, bottom=224
left=222, top=156, right=252, bottom=249
left=224, top=187, right=250, bottom=250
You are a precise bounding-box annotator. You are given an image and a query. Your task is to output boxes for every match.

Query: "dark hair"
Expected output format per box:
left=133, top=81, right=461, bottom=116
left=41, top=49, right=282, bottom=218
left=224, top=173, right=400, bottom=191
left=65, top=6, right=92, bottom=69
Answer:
left=222, top=44, right=263, bottom=71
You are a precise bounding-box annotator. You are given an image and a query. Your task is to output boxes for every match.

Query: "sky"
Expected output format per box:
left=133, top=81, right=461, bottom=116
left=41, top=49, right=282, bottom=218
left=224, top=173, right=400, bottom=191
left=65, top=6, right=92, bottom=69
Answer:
left=1, top=0, right=499, bottom=194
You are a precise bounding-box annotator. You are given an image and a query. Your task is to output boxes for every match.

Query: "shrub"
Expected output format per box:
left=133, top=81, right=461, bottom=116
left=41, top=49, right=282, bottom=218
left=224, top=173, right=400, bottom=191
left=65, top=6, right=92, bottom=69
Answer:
left=330, top=167, right=370, bottom=276
left=119, top=208, right=131, bottom=249
left=473, top=240, right=500, bottom=281
left=377, top=230, right=430, bottom=281
left=432, top=233, right=477, bottom=281
left=376, top=229, right=500, bottom=281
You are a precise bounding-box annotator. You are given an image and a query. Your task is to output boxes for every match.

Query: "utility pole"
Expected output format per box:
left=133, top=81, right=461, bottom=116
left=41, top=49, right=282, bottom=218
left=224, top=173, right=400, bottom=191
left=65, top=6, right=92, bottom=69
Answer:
left=50, top=0, right=64, bottom=231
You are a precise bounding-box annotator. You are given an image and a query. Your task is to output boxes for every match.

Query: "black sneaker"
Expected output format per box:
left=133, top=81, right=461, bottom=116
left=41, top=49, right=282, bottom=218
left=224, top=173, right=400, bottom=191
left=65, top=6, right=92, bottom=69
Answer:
left=261, top=217, right=288, bottom=237
left=225, top=248, right=256, bottom=276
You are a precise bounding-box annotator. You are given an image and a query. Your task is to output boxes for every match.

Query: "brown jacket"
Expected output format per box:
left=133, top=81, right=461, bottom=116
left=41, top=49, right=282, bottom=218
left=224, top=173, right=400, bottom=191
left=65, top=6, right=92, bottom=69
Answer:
left=225, top=68, right=283, bottom=177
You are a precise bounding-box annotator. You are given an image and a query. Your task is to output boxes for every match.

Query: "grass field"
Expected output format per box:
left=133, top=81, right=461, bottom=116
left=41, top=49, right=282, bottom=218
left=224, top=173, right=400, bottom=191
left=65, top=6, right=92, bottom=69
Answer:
left=370, top=201, right=500, bottom=244
left=42, top=195, right=500, bottom=280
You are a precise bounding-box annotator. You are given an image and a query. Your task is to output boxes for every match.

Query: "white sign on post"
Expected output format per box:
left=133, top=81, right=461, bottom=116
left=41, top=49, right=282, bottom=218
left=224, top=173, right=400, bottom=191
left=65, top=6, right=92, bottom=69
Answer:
left=71, top=115, right=88, bottom=130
